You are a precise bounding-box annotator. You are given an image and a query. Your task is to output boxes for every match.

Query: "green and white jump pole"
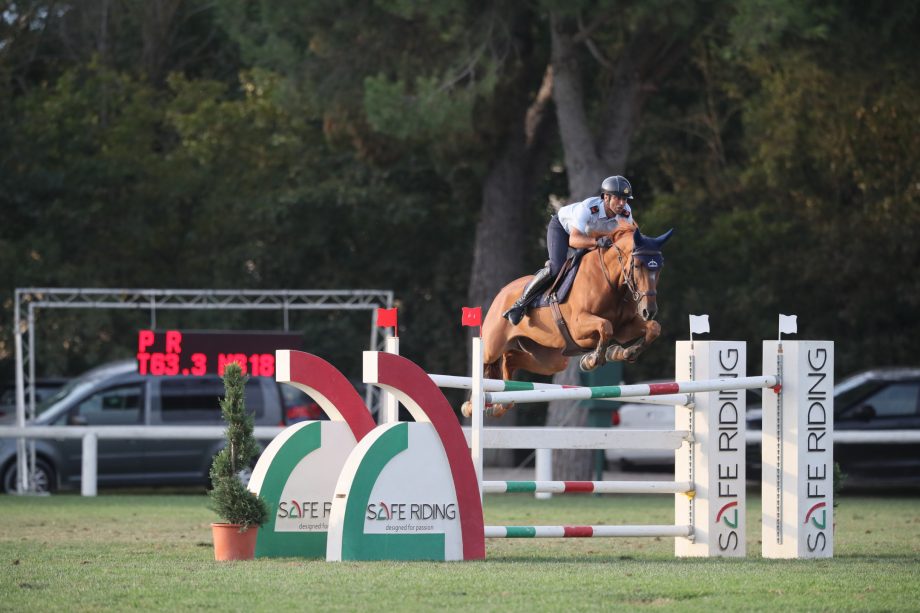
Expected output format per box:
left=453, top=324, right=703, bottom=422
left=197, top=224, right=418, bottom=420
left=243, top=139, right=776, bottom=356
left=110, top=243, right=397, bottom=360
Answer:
left=482, top=374, right=777, bottom=405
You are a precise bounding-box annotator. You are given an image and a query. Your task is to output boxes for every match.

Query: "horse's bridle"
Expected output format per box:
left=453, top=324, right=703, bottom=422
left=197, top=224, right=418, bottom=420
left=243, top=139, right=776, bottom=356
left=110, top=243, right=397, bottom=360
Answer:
left=597, top=242, right=661, bottom=304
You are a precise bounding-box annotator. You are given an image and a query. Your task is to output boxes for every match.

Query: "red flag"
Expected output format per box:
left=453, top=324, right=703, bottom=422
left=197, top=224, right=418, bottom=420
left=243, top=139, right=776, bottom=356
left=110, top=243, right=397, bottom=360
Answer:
left=376, top=307, right=397, bottom=328
left=461, top=306, right=482, bottom=327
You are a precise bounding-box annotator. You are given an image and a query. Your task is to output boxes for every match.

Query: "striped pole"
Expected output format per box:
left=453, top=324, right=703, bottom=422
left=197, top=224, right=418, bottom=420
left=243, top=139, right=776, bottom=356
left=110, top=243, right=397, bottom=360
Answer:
left=485, top=375, right=779, bottom=405
left=482, top=480, right=692, bottom=495
left=485, top=525, right=693, bottom=538
left=430, top=373, right=692, bottom=406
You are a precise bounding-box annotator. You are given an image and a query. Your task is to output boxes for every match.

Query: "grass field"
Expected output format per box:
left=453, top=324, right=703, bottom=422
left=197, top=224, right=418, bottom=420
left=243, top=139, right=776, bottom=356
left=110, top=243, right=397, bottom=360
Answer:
left=2, top=492, right=919, bottom=611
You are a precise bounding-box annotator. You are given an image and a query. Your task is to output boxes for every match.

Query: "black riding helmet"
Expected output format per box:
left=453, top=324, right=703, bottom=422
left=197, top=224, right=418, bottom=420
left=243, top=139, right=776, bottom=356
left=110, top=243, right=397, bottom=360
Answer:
left=601, top=175, right=634, bottom=200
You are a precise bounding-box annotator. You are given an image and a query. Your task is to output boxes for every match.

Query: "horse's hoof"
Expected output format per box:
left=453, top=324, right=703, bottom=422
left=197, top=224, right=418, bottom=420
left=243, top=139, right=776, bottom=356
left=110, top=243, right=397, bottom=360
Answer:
left=488, top=403, right=512, bottom=418
left=606, top=345, right=627, bottom=362
left=463, top=401, right=513, bottom=418
left=579, top=354, right=597, bottom=371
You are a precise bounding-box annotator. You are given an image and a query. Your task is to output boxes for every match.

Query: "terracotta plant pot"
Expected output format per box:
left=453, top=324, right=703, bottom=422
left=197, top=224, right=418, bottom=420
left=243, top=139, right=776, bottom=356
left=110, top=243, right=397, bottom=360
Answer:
left=211, top=523, right=259, bottom=561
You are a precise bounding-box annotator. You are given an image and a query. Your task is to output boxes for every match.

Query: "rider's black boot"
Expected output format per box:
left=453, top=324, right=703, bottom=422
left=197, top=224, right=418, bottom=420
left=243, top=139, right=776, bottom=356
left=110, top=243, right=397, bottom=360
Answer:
left=502, top=266, right=552, bottom=325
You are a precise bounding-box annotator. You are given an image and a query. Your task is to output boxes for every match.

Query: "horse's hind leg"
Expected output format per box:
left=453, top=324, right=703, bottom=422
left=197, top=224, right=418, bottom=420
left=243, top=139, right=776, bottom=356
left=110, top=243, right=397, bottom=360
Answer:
left=489, top=347, right=567, bottom=418
left=488, top=351, right=526, bottom=418
left=460, top=351, right=520, bottom=419
left=462, top=353, right=532, bottom=418
left=462, top=358, right=503, bottom=418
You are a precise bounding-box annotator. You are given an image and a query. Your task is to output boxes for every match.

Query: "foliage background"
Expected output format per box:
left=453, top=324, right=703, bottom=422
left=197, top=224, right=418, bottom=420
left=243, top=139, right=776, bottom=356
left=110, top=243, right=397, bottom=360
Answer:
left=1, top=0, right=917, bottom=385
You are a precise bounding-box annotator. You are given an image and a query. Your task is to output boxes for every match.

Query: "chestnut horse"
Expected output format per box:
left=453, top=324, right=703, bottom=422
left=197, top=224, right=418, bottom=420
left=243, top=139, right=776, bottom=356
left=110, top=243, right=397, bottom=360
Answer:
left=464, top=225, right=673, bottom=417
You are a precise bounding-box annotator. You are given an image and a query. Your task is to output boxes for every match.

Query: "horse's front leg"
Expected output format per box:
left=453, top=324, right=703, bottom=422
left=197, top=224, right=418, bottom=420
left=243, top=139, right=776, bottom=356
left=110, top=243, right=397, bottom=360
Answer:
left=570, top=314, right=614, bottom=372
left=606, top=319, right=661, bottom=363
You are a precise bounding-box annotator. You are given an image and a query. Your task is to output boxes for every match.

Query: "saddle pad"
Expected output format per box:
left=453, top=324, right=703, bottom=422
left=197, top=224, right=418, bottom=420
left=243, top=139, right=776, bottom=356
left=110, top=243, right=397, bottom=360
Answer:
left=528, top=248, right=588, bottom=309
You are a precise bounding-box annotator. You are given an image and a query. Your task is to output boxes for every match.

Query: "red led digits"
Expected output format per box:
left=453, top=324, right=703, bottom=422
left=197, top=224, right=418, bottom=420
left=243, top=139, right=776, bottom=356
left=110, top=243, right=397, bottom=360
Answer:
left=218, top=353, right=247, bottom=376
left=165, top=330, right=182, bottom=354
left=247, top=353, right=276, bottom=377
left=190, top=353, right=207, bottom=376
left=137, top=330, right=183, bottom=376
left=137, top=331, right=297, bottom=377
left=137, top=329, right=155, bottom=375
left=256, top=353, right=275, bottom=377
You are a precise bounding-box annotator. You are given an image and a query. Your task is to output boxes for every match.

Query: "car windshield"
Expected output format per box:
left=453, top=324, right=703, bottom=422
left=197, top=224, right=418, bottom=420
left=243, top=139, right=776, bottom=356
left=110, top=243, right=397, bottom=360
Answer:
left=31, top=380, right=95, bottom=421
left=835, top=381, right=886, bottom=413
left=34, top=381, right=80, bottom=413
left=31, top=364, right=133, bottom=421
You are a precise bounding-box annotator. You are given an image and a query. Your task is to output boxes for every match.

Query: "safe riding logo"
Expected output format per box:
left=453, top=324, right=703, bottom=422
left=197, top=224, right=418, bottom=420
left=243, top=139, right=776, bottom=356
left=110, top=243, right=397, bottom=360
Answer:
left=716, top=501, right=740, bottom=529
left=805, top=502, right=827, bottom=529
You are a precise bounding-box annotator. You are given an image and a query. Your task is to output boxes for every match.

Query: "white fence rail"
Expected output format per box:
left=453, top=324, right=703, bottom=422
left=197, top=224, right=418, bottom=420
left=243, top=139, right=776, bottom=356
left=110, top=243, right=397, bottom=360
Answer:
left=2, top=426, right=917, bottom=497
left=0, top=426, right=284, bottom=440
left=745, top=430, right=920, bottom=444
left=1, top=426, right=283, bottom=496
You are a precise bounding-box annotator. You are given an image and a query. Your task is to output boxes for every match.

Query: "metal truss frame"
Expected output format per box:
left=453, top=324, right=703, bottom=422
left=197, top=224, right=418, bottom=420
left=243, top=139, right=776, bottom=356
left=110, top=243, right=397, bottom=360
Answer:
left=12, top=287, right=394, bottom=493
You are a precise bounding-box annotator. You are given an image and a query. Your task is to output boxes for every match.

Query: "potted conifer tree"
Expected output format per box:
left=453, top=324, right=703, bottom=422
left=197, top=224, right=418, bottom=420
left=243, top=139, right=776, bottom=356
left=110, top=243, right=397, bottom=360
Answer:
left=209, top=362, right=269, bottom=561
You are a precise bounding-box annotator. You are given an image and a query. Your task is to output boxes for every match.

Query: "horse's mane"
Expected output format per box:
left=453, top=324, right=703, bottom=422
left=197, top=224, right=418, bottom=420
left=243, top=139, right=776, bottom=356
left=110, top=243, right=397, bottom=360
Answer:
left=609, top=223, right=637, bottom=244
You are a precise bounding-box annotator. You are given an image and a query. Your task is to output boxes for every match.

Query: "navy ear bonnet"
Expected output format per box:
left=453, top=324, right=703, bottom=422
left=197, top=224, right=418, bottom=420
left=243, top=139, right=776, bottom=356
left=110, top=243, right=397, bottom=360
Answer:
left=631, top=228, right=673, bottom=270
left=633, top=251, right=664, bottom=270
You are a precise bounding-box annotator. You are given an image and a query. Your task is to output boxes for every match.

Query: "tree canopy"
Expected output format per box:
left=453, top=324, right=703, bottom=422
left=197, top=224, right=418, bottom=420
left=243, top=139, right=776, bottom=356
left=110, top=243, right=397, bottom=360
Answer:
left=1, top=0, right=917, bottom=387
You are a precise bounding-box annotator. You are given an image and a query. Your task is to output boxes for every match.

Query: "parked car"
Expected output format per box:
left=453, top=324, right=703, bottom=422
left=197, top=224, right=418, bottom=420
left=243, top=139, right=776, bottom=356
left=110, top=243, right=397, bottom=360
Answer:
left=280, top=380, right=369, bottom=423
left=0, top=360, right=294, bottom=493
left=280, top=384, right=325, bottom=423
left=0, top=377, right=69, bottom=423
left=603, top=401, right=675, bottom=468
left=747, top=368, right=920, bottom=485
left=604, top=388, right=762, bottom=469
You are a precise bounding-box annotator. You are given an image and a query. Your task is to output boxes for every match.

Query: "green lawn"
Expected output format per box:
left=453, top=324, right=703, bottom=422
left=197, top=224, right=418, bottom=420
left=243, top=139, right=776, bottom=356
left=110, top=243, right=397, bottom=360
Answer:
left=1, top=492, right=918, bottom=611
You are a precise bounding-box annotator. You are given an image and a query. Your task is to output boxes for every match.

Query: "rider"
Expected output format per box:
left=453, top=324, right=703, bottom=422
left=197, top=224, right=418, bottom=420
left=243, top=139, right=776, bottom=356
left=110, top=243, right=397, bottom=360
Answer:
left=502, top=175, right=637, bottom=325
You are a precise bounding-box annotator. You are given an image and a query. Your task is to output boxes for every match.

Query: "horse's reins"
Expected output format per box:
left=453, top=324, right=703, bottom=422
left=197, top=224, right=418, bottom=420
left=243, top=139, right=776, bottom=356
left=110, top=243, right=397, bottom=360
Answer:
left=597, top=242, right=658, bottom=304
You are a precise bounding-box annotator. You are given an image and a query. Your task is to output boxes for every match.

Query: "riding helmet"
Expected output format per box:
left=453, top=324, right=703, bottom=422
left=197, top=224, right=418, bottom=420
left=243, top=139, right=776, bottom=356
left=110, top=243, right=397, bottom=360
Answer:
left=601, top=175, right=634, bottom=200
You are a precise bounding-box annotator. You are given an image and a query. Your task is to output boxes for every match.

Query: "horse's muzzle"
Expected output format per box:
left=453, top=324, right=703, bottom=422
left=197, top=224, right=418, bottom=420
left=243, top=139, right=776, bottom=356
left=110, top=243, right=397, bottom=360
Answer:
left=639, top=294, right=658, bottom=321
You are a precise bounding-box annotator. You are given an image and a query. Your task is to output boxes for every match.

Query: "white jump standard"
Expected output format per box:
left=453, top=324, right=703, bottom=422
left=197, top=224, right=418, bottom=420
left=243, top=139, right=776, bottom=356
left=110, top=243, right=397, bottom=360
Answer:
left=465, top=337, right=766, bottom=558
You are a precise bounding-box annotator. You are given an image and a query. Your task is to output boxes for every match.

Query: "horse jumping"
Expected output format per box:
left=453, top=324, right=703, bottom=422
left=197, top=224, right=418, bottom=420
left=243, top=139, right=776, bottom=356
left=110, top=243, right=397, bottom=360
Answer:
left=465, top=225, right=673, bottom=417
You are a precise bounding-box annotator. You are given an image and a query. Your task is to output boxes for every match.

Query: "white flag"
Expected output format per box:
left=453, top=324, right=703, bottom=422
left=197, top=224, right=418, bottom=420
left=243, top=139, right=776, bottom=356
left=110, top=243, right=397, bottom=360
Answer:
left=689, top=314, right=710, bottom=335
left=779, top=314, right=798, bottom=335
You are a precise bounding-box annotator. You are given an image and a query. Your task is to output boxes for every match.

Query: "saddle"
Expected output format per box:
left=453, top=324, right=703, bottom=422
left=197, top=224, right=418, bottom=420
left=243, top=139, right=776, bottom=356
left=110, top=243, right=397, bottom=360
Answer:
left=522, top=248, right=591, bottom=356
left=521, top=248, right=588, bottom=311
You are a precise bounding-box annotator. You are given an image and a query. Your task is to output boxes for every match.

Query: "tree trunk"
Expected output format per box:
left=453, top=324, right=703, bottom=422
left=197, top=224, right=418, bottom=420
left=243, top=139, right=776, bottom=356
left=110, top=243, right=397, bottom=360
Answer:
left=545, top=13, right=650, bottom=479
left=545, top=360, right=594, bottom=479
left=467, top=65, right=554, bottom=465
left=467, top=133, right=527, bottom=466
left=141, top=0, right=182, bottom=85
left=549, top=15, right=603, bottom=198
left=466, top=130, right=529, bottom=318
left=467, top=65, right=555, bottom=315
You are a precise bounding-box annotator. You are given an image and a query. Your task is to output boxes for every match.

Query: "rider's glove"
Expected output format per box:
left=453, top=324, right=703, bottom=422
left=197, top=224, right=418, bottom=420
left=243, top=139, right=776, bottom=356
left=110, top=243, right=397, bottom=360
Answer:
left=595, top=236, right=613, bottom=249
